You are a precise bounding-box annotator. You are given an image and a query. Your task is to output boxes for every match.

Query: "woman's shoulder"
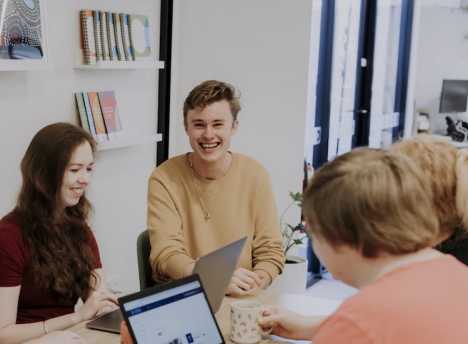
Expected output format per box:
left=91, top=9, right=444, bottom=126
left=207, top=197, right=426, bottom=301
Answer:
left=0, top=211, right=22, bottom=237
left=0, top=210, right=26, bottom=257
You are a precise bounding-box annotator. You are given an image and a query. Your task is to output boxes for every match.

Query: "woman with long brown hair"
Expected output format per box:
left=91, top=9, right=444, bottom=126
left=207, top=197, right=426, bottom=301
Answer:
left=0, top=123, right=116, bottom=343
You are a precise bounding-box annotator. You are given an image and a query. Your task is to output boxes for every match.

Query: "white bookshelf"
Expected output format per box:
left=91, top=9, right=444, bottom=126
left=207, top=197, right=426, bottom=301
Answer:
left=96, top=133, right=162, bottom=151
left=0, top=59, right=49, bottom=71
left=75, top=60, right=164, bottom=70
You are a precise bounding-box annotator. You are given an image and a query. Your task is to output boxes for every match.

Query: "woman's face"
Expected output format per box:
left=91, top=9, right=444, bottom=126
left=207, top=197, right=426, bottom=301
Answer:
left=60, top=141, right=94, bottom=208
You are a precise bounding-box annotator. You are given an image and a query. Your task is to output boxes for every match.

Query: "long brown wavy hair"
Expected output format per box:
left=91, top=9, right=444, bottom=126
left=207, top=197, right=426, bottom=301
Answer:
left=15, top=123, right=98, bottom=302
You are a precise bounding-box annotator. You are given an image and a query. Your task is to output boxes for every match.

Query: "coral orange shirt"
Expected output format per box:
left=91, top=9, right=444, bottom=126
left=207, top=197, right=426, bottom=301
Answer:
left=313, top=255, right=468, bottom=344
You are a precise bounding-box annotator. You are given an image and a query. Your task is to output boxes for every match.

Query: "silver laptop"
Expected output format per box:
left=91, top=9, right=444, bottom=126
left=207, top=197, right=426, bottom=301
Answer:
left=86, top=236, right=247, bottom=333
left=193, top=236, right=246, bottom=313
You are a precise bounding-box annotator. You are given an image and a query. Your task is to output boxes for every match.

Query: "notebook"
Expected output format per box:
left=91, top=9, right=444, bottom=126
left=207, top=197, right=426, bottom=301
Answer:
left=86, top=236, right=246, bottom=334
left=119, top=274, right=224, bottom=344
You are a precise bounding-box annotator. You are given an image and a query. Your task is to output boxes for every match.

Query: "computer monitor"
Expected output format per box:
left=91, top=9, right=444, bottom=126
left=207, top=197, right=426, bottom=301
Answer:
left=439, top=80, right=468, bottom=113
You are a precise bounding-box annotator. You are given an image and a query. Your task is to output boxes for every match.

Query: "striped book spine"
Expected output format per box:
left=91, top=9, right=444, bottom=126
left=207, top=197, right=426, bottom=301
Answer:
left=127, top=14, right=136, bottom=61
left=119, top=13, right=130, bottom=61
left=106, top=11, right=116, bottom=60
left=113, top=13, right=124, bottom=61
left=99, top=11, right=109, bottom=61
left=88, top=91, right=108, bottom=142
left=79, top=10, right=96, bottom=64
left=82, top=92, right=97, bottom=138
left=75, top=92, right=90, bottom=133
left=92, top=10, right=102, bottom=62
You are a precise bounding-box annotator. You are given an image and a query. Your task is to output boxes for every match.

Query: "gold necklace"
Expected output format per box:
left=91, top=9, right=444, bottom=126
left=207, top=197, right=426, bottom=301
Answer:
left=186, top=152, right=232, bottom=221
left=186, top=154, right=211, bottom=221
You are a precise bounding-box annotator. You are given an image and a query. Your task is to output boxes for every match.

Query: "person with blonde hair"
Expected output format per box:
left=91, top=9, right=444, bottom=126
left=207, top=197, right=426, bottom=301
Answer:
left=391, top=135, right=468, bottom=264
left=259, top=148, right=468, bottom=343
left=147, top=80, right=284, bottom=296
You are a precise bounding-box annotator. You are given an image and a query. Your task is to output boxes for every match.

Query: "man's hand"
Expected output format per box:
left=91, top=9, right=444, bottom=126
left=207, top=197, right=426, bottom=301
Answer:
left=184, top=262, right=196, bottom=277
left=226, top=268, right=262, bottom=296
left=255, top=270, right=272, bottom=289
left=258, top=306, right=323, bottom=340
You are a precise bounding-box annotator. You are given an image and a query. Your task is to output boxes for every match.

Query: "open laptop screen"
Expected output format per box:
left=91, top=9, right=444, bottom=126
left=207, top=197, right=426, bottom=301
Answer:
left=119, top=275, right=224, bottom=344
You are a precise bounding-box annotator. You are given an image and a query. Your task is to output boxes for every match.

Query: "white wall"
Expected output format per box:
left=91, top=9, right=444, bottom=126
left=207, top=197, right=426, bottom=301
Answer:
left=411, top=5, right=468, bottom=133
left=169, top=0, right=313, bottom=222
left=0, top=0, right=159, bottom=293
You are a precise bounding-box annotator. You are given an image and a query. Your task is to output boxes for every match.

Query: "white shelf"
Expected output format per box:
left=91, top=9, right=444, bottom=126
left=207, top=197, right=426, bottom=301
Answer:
left=75, top=60, right=164, bottom=70
left=97, top=133, right=162, bottom=151
left=0, top=59, right=48, bottom=71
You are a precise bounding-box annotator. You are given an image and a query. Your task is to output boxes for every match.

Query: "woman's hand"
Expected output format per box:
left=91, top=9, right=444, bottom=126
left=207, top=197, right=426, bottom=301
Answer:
left=76, top=290, right=118, bottom=321
left=258, top=306, right=319, bottom=340
left=226, top=268, right=262, bottom=296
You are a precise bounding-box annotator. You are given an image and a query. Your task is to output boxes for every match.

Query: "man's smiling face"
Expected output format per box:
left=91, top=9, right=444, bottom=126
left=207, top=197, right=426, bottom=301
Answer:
left=185, top=99, right=238, bottom=165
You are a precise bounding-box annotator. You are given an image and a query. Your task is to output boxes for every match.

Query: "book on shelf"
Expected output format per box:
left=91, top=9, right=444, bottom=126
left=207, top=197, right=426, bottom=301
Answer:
left=112, top=13, right=124, bottom=61
left=92, top=10, right=102, bottom=62
left=74, top=93, right=90, bottom=133
left=99, top=11, right=109, bottom=61
left=119, top=13, right=131, bottom=61
left=79, top=10, right=154, bottom=65
left=127, top=15, right=136, bottom=61
left=79, top=10, right=96, bottom=64
left=78, top=92, right=96, bottom=137
left=129, top=14, right=152, bottom=60
left=75, top=91, right=125, bottom=142
left=98, top=91, right=122, bottom=140
left=106, top=11, right=116, bottom=60
left=87, top=92, right=108, bottom=142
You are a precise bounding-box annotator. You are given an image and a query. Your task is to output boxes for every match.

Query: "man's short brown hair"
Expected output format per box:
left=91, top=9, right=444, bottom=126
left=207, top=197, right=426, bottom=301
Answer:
left=183, top=80, right=241, bottom=126
left=303, top=148, right=439, bottom=258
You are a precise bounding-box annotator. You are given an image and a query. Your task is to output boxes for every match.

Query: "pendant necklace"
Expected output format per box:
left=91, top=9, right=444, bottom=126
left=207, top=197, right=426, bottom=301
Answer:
left=186, top=152, right=232, bottom=221
left=187, top=153, right=211, bottom=221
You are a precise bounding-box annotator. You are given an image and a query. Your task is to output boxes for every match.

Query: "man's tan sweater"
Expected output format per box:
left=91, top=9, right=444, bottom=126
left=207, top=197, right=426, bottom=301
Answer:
left=147, top=152, right=285, bottom=282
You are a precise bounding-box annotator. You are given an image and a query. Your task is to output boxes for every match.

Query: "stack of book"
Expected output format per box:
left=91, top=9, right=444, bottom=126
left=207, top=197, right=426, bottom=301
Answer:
left=74, top=90, right=123, bottom=142
left=79, top=9, right=152, bottom=64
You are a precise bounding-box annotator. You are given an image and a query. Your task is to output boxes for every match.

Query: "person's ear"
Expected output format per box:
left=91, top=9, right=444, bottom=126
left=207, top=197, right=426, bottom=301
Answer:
left=232, top=120, right=239, bottom=134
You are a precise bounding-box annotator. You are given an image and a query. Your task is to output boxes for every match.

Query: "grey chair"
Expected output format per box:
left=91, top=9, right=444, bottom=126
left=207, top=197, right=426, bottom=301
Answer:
left=136, top=230, right=156, bottom=291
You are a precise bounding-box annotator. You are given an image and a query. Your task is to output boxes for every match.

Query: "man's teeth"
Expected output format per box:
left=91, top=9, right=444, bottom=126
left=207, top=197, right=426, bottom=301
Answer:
left=201, top=143, right=219, bottom=148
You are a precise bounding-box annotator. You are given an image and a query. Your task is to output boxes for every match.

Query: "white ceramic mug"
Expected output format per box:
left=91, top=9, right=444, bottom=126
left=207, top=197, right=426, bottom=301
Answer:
left=230, top=300, right=265, bottom=344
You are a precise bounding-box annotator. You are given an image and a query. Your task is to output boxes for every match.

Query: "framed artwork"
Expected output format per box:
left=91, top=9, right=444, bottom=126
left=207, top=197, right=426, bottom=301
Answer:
left=0, top=0, right=47, bottom=69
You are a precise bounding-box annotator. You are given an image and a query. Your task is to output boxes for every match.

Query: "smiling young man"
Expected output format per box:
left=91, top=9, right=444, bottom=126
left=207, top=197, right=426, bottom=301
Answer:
left=147, top=80, right=284, bottom=296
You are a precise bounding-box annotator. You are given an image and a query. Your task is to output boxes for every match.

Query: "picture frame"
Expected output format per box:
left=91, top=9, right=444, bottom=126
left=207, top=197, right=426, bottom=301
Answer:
left=0, top=0, right=48, bottom=71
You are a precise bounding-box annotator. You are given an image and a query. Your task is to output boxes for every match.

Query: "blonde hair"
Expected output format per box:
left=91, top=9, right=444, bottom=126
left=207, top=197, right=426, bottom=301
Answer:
left=303, top=148, right=439, bottom=258
left=391, top=135, right=468, bottom=239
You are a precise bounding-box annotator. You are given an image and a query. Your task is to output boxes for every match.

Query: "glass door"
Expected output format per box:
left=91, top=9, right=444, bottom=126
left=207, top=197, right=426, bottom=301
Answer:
left=327, top=0, right=363, bottom=159
left=368, top=0, right=403, bottom=148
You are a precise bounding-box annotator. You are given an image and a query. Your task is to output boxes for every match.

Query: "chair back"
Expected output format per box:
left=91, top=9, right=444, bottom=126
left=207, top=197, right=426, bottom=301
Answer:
left=136, top=230, right=155, bottom=290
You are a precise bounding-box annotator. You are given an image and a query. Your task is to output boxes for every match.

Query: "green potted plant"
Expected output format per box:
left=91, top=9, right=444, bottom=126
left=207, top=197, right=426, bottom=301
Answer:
left=270, top=192, right=309, bottom=293
left=281, top=191, right=307, bottom=259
